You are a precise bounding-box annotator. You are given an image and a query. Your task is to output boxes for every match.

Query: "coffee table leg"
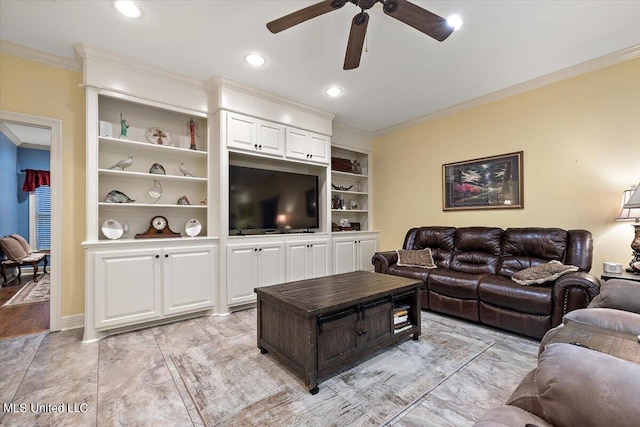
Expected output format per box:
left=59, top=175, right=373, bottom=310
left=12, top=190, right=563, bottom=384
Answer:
left=309, top=385, right=319, bottom=395
left=412, top=332, right=419, bottom=341
left=260, top=347, right=268, bottom=354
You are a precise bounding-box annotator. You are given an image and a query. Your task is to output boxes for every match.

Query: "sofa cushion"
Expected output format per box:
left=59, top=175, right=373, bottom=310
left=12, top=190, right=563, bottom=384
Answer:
left=450, top=227, right=502, bottom=274
left=10, top=234, right=33, bottom=254
left=588, top=279, right=640, bottom=314
left=511, top=261, right=578, bottom=286
left=478, top=275, right=552, bottom=314
left=406, top=226, right=456, bottom=269
left=510, top=343, right=640, bottom=427
left=428, top=269, right=483, bottom=299
left=396, top=248, right=436, bottom=269
left=563, top=307, right=640, bottom=336
left=498, top=228, right=568, bottom=276
left=0, top=236, right=28, bottom=262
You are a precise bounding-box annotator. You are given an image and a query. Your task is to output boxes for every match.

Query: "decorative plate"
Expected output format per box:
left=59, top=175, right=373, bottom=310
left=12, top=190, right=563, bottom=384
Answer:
left=145, top=127, right=174, bottom=146
left=101, top=219, right=123, bottom=240
left=185, top=219, right=202, bottom=237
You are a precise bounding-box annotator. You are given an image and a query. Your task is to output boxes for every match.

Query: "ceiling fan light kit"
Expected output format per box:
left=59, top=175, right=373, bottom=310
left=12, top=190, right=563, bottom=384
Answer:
left=267, top=0, right=458, bottom=70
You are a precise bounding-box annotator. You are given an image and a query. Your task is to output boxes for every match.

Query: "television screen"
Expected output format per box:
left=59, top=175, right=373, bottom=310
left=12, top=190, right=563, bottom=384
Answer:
left=229, top=165, right=319, bottom=233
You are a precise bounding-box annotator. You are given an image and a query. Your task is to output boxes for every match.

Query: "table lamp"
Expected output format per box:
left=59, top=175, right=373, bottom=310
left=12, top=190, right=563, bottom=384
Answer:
left=616, top=183, right=640, bottom=273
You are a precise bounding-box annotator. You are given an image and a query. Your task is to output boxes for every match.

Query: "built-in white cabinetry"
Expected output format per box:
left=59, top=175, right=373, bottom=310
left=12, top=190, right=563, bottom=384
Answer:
left=330, top=145, right=370, bottom=231
left=86, top=240, right=218, bottom=341
left=226, top=112, right=285, bottom=157
left=225, top=111, right=329, bottom=165
left=332, top=233, right=378, bottom=274
left=285, top=128, right=330, bottom=164
left=226, top=240, right=285, bottom=305
left=286, top=238, right=330, bottom=281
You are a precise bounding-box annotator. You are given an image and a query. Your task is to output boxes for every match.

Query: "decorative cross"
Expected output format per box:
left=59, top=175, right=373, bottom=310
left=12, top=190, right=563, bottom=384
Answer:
left=153, top=129, right=168, bottom=145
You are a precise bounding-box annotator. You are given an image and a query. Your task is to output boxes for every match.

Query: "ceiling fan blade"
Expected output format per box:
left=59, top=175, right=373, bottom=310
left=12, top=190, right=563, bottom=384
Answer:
left=383, top=0, right=453, bottom=41
left=267, top=0, right=347, bottom=34
left=343, top=12, right=369, bottom=70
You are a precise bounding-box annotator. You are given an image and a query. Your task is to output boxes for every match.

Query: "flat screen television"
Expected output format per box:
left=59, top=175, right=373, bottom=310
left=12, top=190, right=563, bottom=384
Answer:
left=229, top=165, right=319, bottom=234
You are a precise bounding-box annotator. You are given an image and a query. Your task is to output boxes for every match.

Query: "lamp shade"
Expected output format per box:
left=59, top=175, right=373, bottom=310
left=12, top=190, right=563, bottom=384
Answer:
left=617, top=183, right=640, bottom=221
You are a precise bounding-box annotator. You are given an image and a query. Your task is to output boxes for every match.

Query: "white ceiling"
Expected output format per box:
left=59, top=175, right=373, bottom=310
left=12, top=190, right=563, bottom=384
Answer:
left=1, top=1, right=639, bottom=133
left=0, top=122, right=51, bottom=149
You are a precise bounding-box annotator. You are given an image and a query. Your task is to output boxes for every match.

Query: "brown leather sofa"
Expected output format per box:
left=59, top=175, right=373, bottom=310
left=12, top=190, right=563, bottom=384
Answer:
left=372, top=226, right=600, bottom=339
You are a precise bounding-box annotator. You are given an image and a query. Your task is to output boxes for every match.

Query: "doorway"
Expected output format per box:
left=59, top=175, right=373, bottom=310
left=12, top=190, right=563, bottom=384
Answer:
left=0, top=110, right=62, bottom=337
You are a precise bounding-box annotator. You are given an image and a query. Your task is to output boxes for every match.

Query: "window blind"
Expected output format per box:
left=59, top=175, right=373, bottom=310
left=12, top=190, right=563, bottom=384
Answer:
left=32, top=186, right=51, bottom=250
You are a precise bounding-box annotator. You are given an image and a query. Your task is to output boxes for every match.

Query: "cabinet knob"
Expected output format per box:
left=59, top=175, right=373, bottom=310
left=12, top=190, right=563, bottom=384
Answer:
left=254, top=144, right=258, bottom=149
left=259, top=145, right=262, bottom=149
left=254, top=248, right=258, bottom=251
left=165, top=254, right=169, bottom=258
left=309, top=154, right=313, bottom=158
left=259, top=248, right=263, bottom=251
left=357, top=330, right=368, bottom=336
left=155, top=255, right=160, bottom=259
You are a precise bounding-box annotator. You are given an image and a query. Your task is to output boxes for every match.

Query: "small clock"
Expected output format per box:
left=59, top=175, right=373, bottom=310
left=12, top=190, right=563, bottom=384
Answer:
left=135, top=215, right=181, bottom=239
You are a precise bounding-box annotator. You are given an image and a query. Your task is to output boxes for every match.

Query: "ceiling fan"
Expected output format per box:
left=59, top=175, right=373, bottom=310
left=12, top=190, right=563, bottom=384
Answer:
left=267, top=0, right=455, bottom=70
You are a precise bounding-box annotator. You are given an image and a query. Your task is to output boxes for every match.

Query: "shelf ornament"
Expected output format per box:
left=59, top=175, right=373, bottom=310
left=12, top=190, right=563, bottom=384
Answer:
left=119, top=113, right=129, bottom=139
left=149, top=163, right=166, bottom=175
left=148, top=179, right=162, bottom=204
left=105, top=190, right=135, bottom=203
left=179, top=162, right=195, bottom=177
left=108, top=154, right=134, bottom=171
left=187, top=119, right=199, bottom=150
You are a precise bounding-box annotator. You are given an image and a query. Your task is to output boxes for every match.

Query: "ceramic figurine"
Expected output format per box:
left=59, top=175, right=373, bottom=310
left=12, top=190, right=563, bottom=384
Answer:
left=119, top=113, right=129, bottom=139
left=105, top=190, right=135, bottom=203
left=177, top=195, right=190, bottom=205
left=149, top=163, right=166, bottom=175
left=179, top=162, right=194, bottom=177
left=108, top=155, right=134, bottom=171
left=187, top=119, right=198, bottom=150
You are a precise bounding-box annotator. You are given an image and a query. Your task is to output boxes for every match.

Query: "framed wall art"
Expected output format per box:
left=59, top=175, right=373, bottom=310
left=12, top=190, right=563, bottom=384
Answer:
left=442, top=151, right=523, bottom=211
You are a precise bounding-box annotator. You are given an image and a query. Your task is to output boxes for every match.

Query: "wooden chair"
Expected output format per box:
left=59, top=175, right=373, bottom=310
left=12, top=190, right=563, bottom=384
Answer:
left=0, top=234, right=48, bottom=284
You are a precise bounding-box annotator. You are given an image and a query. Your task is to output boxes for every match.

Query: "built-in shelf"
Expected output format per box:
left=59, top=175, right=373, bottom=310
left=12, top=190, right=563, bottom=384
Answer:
left=99, top=136, right=207, bottom=157
left=331, top=190, right=367, bottom=196
left=331, top=170, right=368, bottom=179
left=98, top=202, right=207, bottom=209
left=98, top=169, right=207, bottom=182
left=331, top=209, right=368, bottom=213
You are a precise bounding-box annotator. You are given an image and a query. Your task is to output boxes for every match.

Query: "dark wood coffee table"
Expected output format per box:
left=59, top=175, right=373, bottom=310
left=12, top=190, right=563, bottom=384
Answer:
left=255, top=271, right=421, bottom=394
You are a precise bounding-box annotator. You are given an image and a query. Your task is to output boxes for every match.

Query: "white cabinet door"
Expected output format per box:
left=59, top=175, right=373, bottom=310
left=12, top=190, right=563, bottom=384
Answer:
left=285, top=128, right=309, bottom=161
left=258, top=120, right=285, bottom=157
left=163, top=245, right=216, bottom=316
left=227, top=244, right=259, bottom=305
left=358, top=236, right=378, bottom=272
left=94, top=248, right=162, bottom=329
left=258, top=242, right=285, bottom=287
left=308, top=132, right=329, bottom=164
left=333, top=238, right=357, bottom=274
left=286, top=239, right=329, bottom=281
left=226, top=112, right=257, bottom=151
left=308, top=239, right=330, bottom=278
left=286, top=242, right=309, bottom=282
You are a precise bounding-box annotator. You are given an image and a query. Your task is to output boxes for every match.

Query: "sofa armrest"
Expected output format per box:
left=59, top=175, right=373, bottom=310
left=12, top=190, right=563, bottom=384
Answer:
left=588, top=279, right=640, bottom=314
left=551, top=272, right=601, bottom=326
left=372, top=251, right=398, bottom=274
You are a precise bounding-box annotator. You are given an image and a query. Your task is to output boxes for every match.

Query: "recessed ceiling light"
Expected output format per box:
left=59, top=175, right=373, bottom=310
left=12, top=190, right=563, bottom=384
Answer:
left=447, top=15, right=463, bottom=31
left=245, top=54, right=266, bottom=67
left=115, top=1, right=142, bottom=18
left=325, top=86, right=343, bottom=97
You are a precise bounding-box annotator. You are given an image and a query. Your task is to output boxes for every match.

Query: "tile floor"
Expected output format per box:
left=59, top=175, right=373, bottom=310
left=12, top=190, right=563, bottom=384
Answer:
left=0, top=309, right=539, bottom=426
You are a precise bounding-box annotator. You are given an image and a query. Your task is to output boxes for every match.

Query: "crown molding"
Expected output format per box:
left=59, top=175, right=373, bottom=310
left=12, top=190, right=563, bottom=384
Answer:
left=0, top=40, right=81, bottom=71
left=332, top=121, right=374, bottom=139
left=74, top=43, right=210, bottom=92
left=373, top=44, right=640, bottom=137
left=211, top=76, right=335, bottom=121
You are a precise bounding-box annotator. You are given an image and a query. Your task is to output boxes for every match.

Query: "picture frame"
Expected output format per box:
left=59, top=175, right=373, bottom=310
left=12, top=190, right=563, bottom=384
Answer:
left=442, top=151, right=523, bottom=211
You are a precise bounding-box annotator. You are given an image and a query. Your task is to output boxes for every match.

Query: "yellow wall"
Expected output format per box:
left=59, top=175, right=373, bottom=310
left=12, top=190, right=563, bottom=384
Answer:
left=372, top=58, right=640, bottom=278
left=0, top=53, right=86, bottom=316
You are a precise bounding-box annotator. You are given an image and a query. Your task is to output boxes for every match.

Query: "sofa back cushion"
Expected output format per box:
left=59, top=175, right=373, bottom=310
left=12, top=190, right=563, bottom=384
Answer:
left=404, top=226, right=455, bottom=268
left=450, top=227, right=502, bottom=274
left=508, top=343, right=640, bottom=427
left=498, top=228, right=568, bottom=277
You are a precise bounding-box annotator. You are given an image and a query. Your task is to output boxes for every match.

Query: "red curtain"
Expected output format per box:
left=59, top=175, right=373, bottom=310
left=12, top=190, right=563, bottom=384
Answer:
left=22, top=169, right=50, bottom=192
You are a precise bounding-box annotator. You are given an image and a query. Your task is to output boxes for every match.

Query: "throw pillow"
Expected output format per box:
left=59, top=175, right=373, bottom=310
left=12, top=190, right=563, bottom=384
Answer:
left=512, top=260, right=578, bottom=285
left=396, top=248, right=437, bottom=269
left=10, top=234, right=33, bottom=254
left=0, top=236, right=28, bottom=262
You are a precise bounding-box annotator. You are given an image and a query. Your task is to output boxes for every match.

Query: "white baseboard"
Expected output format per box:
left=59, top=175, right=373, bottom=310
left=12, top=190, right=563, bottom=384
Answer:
left=60, top=313, right=84, bottom=331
